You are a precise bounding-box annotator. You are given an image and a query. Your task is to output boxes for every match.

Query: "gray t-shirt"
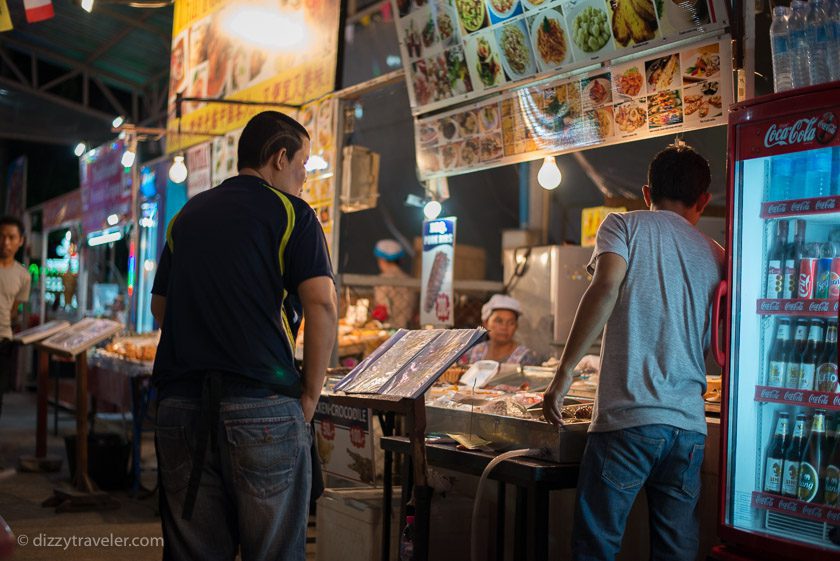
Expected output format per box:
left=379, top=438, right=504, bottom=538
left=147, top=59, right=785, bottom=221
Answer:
left=588, top=210, right=724, bottom=436
left=0, top=262, right=30, bottom=340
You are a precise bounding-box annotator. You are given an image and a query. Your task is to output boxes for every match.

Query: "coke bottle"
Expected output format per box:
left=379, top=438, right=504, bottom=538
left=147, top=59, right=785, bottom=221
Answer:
left=798, top=410, right=828, bottom=503
left=764, top=412, right=791, bottom=494
left=767, top=221, right=789, bottom=299
left=784, top=220, right=806, bottom=299
left=782, top=413, right=808, bottom=497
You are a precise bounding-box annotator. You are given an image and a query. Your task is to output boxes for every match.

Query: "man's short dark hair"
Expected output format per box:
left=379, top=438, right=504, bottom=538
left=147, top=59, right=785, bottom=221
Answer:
left=647, top=144, right=711, bottom=207
left=0, top=216, right=24, bottom=237
left=237, top=111, right=310, bottom=172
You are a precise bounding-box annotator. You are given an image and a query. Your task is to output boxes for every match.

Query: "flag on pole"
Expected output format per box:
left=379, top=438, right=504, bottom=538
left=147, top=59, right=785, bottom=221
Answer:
left=0, top=0, right=13, bottom=32
left=23, top=0, right=54, bottom=23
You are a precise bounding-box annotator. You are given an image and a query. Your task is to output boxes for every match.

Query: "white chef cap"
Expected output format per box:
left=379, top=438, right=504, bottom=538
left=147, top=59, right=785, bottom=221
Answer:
left=481, top=294, right=523, bottom=322
left=374, top=239, right=405, bottom=261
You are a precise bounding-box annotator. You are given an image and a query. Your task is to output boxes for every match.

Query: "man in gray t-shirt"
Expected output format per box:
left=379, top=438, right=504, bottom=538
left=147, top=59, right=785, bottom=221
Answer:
left=543, top=145, right=724, bottom=561
left=0, top=216, right=30, bottom=419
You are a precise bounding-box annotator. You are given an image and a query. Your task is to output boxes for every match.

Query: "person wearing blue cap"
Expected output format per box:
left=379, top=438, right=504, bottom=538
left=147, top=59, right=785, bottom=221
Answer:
left=373, top=239, right=415, bottom=328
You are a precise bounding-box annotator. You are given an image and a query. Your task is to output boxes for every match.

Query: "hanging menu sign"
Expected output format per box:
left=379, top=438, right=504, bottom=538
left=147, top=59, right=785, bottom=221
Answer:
left=415, top=36, right=730, bottom=179
left=166, top=0, right=341, bottom=152
left=393, top=0, right=727, bottom=114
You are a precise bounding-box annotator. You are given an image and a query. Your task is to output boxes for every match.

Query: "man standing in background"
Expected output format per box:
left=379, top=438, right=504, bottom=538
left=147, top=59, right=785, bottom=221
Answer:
left=0, top=216, right=29, bottom=420
left=543, top=144, right=724, bottom=561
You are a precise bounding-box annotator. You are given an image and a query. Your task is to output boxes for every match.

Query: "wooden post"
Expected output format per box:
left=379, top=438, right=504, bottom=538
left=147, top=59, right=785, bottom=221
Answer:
left=74, top=352, right=94, bottom=493
left=35, top=350, right=48, bottom=458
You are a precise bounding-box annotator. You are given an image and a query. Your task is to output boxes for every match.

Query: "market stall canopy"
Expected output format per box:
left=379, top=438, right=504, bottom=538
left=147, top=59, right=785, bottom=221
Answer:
left=0, top=1, right=172, bottom=144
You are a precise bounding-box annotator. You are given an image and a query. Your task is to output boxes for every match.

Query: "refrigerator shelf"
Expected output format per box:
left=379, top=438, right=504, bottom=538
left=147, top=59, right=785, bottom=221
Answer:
left=761, top=196, right=840, bottom=219
left=751, top=491, right=840, bottom=527
left=754, top=385, right=840, bottom=411
left=756, top=298, right=839, bottom=317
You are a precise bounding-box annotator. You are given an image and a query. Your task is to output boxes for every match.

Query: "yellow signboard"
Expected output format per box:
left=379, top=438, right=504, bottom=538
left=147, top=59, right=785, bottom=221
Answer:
left=167, top=0, right=342, bottom=152
left=581, top=206, right=625, bottom=247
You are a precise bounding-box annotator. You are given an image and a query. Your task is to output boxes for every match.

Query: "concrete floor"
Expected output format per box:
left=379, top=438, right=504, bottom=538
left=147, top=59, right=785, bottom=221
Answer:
left=0, top=391, right=317, bottom=561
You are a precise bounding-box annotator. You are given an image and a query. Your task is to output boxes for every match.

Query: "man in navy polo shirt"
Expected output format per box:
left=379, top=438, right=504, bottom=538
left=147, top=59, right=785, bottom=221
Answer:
left=151, top=111, right=337, bottom=561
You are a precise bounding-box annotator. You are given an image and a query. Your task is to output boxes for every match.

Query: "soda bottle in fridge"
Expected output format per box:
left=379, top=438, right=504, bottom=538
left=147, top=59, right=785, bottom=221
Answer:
left=784, top=220, right=806, bottom=299
left=815, top=321, right=839, bottom=392
left=767, top=221, right=789, bottom=299
left=768, top=318, right=793, bottom=387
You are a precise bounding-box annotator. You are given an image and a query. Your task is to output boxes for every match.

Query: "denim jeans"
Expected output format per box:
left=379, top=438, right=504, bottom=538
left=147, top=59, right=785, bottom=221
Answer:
left=156, top=395, right=311, bottom=561
left=571, top=425, right=706, bottom=561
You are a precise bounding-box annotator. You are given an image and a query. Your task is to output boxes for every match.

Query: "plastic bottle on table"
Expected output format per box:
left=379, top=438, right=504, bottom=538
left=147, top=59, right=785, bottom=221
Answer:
left=808, top=0, right=832, bottom=85
left=789, top=1, right=812, bottom=89
left=770, top=6, right=794, bottom=93
left=399, top=515, right=415, bottom=561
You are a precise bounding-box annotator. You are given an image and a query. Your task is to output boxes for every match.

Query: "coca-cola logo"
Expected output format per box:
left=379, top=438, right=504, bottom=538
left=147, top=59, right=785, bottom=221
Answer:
left=778, top=500, right=799, bottom=512
left=809, top=301, right=830, bottom=312
left=786, top=301, right=806, bottom=311
left=765, top=118, right=818, bottom=148
left=833, top=394, right=840, bottom=407
left=767, top=203, right=787, bottom=214
left=761, top=389, right=781, bottom=399
left=816, top=112, right=838, bottom=145
left=754, top=494, right=775, bottom=507
left=816, top=199, right=837, bottom=210
left=802, top=505, right=823, bottom=518
left=809, top=393, right=830, bottom=405
left=784, top=391, right=805, bottom=402
left=828, top=510, right=840, bottom=522
left=760, top=301, right=781, bottom=311
left=800, top=274, right=814, bottom=298
left=791, top=201, right=812, bottom=212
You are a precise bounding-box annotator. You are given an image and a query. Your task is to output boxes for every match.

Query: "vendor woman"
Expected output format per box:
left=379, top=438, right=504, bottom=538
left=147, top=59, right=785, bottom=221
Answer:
left=462, top=294, right=540, bottom=365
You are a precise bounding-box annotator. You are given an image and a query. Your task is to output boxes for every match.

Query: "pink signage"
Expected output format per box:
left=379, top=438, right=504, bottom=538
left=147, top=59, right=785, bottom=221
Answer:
left=79, top=140, right=131, bottom=234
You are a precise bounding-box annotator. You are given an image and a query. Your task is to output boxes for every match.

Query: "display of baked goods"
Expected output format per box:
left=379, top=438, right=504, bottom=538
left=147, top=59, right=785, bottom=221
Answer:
left=103, top=333, right=160, bottom=363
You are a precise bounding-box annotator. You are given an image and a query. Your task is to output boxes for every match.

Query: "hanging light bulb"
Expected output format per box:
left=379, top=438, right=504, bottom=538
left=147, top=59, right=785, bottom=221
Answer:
left=81, top=0, right=94, bottom=13
left=168, top=155, right=188, bottom=183
left=121, top=149, right=136, bottom=168
left=423, top=200, right=442, bottom=220
left=537, top=156, right=562, bottom=190
left=74, top=142, right=86, bottom=157
left=112, top=115, right=125, bottom=128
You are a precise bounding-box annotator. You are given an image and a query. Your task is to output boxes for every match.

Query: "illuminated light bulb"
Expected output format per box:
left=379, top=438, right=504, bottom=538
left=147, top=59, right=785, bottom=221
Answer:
left=168, top=155, right=188, bottom=183
left=423, top=200, right=442, bottom=220
left=106, top=214, right=119, bottom=226
left=121, top=150, right=135, bottom=168
left=74, top=142, right=86, bottom=157
left=304, top=154, right=328, bottom=172
left=537, top=156, right=562, bottom=190
left=112, top=116, right=125, bottom=128
left=81, top=0, right=94, bottom=12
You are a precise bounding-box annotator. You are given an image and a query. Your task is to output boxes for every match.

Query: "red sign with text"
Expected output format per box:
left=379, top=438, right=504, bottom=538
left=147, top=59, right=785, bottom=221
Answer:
left=738, top=109, right=839, bottom=161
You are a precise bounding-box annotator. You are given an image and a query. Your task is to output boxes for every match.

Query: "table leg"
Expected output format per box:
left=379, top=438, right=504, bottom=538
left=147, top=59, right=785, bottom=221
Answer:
left=495, top=481, right=506, bottom=561
left=532, top=485, right=549, bottom=561
left=74, top=353, right=94, bottom=493
left=130, top=378, right=142, bottom=495
left=514, top=486, right=527, bottom=561
left=36, top=351, right=48, bottom=458
left=379, top=412, right=395, bottom=561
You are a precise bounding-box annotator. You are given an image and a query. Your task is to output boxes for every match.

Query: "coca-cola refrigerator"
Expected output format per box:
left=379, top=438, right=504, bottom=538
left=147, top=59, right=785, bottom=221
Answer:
left=714, top=82, right=840, bottom=561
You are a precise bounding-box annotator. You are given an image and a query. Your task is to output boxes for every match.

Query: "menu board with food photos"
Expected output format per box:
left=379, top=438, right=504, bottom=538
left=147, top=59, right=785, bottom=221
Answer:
left=166, top=0, right=341, bottom=152
left=415, top=37, right=729, bottom=178
left=393, top=0, right=727, bottom=114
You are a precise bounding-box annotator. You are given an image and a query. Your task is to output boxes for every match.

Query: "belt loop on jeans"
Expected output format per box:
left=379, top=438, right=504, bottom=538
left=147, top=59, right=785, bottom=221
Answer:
left=181, top=373, right=222, bottom=521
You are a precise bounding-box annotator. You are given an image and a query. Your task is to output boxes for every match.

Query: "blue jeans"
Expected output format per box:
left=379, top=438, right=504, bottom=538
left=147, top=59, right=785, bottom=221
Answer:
left=571, top=425, right=706, bottom=561
left=155, top=395, right=311, bottom=561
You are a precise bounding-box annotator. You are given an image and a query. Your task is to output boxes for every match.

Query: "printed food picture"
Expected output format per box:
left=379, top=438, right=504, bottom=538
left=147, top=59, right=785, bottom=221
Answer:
left=530, top=9, right=570, bottom=70
left=487, top=0, right=523, bottom=23
left=441, top=142, right=461, bottom=168
left=479, top=133, right=504, bottom=160
left=479, top=104, right=501, bottom=131
left=590, top=106, right=615, bottom=138
left=422, top=11, right=439, bottom=49
left=614, top=99, right=647, bottom=133
left=534, top=83, right=581, bottom=134
left=404, top=16, right=424, bottom=58
left=614, top=64, right=644, bottom=97
left=582, top=73, right=613, bottom=107
left=647, top=89, right=683, bottom=129
left=445, top=45, right=474, bottom=95
left=468, top=33, right=505, bottom=88
left=170, top=33, right=187, bottom=94
left=495, top=20, right=536, bottom=79
left=439, top=116, right=460, bottom=141
left=681, top=43, right=720, bottom=83
left=521, top=0, right=547, bottom=10
left=683, top=80, right=722, bottom=120
left=608, top=0, right=659, bottom=47
left=657, top=0, right=711, bottom=35
left=412, top=60, right=433, bottom=105
left=569, top=2, right=614, bottom=56
left=419, top=121, right=439, bottom=145
left=460, top=137, right=481, bottom=166
left=455, top=110, right=480, bottom=136
left=436, top=5, right=459, bottom=46
left=645, top=53, right=680, bottom=93
left=455, top=0, right=487, bottom=33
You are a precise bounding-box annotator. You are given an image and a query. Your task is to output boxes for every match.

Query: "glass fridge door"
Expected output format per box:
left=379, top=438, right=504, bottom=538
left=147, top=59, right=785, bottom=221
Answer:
left=725, top=137, right=840, bottom=552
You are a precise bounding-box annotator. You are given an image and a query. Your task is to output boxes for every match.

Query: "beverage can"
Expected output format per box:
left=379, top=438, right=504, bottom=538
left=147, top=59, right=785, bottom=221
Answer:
left=816, top=258, right=833, bottom=298
left=799, top=258, right=818, bottom=298
left=831, top=258, right=840, bottom=299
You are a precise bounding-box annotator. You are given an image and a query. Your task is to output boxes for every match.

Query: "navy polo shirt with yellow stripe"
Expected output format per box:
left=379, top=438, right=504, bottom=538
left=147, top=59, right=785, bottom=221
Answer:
left=150, top=174, right=333, bottom=397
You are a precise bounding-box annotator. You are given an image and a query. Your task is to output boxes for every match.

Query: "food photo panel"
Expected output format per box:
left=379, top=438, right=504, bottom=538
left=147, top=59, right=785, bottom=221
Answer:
left=644, top=52, right=680, bottom=94
left=607, top=0, right=660, bottom=48
left=528, top=5, right=573, bottom=72
left=680, top=42, right=721, bottom=84
left=455, top=0, right=490, bottom=34
left=565, top=0, right=617, bottom=62
left=487, top=0, right=524, bottom=25
left=611, top=60, right=645, bottom=99
left=494, top=18, right=537, bottom=81
left=464, top=30, right=508, bottom=92
left=581, top=72, right=613, bottom=110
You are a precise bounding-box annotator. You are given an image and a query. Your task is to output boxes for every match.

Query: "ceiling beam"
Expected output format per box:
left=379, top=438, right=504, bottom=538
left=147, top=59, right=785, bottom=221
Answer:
left=84, top=11, right=156, bottom=67
left=95, top=6, right=171, bottom=46
left=0, top=35, right=144, bottom=92
left=0, top=130, right=107, bottom=146
left=93, top=75, right=128, bottom=117
left=0, top=46, right=28, bottom=85
left=0, top=75, right=114, bottom=123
